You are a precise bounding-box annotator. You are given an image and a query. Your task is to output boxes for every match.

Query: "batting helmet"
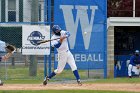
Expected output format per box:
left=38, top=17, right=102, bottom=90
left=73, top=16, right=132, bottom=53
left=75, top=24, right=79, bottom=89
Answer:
left=52, top=25, right=61, bottom=33
left=135, top=50, right=139, bottom=53
left=135, top=50, right=139, bottom=56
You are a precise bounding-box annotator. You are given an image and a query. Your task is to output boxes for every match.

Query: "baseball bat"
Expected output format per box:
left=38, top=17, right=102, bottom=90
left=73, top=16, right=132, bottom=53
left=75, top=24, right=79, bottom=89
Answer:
left=37, top=38, right=60, bottom=45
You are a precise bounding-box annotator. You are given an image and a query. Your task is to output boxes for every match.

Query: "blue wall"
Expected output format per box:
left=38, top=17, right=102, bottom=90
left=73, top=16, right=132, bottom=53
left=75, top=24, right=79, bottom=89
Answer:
left=53, top=0, right=107, bottom=78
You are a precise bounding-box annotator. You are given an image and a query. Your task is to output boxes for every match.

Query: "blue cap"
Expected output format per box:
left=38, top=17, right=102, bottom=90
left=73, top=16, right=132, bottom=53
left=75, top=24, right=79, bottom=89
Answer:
left=135, top=50, right=139, bottom=53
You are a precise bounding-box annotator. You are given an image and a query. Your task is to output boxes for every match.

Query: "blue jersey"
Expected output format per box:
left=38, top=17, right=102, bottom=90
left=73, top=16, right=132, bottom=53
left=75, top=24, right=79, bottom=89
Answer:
left=129, top=55, right=140, bottom=66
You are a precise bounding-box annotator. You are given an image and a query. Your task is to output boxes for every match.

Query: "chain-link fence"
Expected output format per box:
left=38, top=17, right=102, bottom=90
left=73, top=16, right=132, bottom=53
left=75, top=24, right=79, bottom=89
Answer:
left=0, top=0, right=48, bottom=81
left=0, top=25, right=45, bottom=80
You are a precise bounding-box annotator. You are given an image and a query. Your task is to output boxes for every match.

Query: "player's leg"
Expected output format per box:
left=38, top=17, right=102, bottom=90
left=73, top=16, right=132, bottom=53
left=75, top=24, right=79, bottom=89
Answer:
left=43, top=53, right=67, bottom=85
left=128, top=64, right=133, bottom=78
left=67, top=51, right=82, bottom=85
left=132, top=65, right=139, bottom=76
left=53, top=53, right=68, bottom=75
left=47, top=62, right=66, bottom=79
left=139, top=67, right=140, bottom=77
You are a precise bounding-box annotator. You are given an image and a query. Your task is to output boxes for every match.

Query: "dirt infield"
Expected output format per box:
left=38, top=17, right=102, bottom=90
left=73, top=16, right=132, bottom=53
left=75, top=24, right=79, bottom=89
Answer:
left=0, top=83, right=140, bottom=92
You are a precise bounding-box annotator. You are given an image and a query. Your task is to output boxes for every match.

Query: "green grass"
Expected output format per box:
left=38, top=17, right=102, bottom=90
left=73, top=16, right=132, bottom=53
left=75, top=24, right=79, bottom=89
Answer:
left=1, top=66, right=140, bottom=85
left=0, top=66, right=88, bottom=84
left=0, top=66, right=89, bottom=80
left=0, top=90, right=138, bottom=93
left=0, top=66, right=44, bottom=80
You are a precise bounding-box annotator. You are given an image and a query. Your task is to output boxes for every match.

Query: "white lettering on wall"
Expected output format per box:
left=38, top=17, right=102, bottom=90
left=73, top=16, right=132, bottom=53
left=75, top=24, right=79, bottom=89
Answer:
left=55, top=53, right=103, bottom=62
left=60, top=5, right=98, bottom=49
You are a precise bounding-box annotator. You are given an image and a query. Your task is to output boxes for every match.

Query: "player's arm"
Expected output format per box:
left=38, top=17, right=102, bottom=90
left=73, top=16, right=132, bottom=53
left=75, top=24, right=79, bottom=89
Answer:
left=52, top=36, right=66, bottom=48
left=65, top=31, right=70, bottom=38
left=0, top=45, right=15, bottom=61
left=0, top=53, right=12, bottom=61
left=53, top=41, right=61, bottom=48
left=51, top=31, right=70, bottom=48
left=51, top=38, right=62, bottom=48
left=59, top=31, right=70, bottom=43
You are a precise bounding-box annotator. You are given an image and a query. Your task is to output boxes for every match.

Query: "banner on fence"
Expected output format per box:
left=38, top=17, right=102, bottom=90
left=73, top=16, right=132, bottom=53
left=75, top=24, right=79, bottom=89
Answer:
left=22, top=25, right=50, bottom=55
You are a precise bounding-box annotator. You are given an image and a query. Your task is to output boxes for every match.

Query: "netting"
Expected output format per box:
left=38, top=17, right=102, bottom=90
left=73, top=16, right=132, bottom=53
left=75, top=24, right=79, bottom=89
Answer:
left=0, top=0, right=46, bottom=81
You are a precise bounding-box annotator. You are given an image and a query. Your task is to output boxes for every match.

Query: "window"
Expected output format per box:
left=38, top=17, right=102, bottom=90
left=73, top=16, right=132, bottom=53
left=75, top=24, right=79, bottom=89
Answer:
left=114, top=26, right=140, bottom=55
left=8, top=0, right=16, bottom=10
left=108, top=0, right=133, bottom=17
left=38, top=1, right=45, bottom=22
left=39, top=4, right=41, bottom=22
left=8, top=0, right=16, bottom=22
left=5, top=0, right=19, bottom=22
left=135, top=0, right=140, bottom=17
left=8, top=11, right=16, bottom=21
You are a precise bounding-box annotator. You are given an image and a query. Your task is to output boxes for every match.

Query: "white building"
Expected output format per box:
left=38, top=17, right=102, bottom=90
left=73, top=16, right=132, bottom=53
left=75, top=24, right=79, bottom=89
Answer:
left=0, top=0, right=45, bottom=22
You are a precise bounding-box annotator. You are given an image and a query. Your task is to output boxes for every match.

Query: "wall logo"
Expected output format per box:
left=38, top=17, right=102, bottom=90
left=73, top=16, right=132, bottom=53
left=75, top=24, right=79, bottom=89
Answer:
left=27, top=31, right=45, bottom=46
left=60, top=5, right=98, bottom=49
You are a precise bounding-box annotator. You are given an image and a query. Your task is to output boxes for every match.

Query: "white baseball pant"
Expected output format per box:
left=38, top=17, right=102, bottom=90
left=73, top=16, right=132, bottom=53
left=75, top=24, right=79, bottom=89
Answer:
left=128, top=64, right=140, bottom=76
left=54, top=50, right=77, bottom=74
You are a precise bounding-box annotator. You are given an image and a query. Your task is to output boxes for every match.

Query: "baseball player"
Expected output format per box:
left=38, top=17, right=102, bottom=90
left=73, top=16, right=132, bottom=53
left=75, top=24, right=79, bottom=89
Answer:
left=0, top=53, right=13, bottom=86
left=43, top=25, right=82, bottom=85
left=0, top=55, right=6, bottom=86
left=0, top=44, right=15, bottom=85
left=128, top=50, right=140, bottom=78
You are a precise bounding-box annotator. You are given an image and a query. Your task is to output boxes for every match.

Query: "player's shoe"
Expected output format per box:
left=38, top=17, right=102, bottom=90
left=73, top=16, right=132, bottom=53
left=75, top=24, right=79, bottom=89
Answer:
left=43, top=76, right=49, bottom=85
left=77, top=79, right=82, bottom=86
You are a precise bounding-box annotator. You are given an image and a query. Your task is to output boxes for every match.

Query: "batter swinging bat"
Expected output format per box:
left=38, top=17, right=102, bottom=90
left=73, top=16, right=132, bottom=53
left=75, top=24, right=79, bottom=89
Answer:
left=37, top=38, right=60, bottom=45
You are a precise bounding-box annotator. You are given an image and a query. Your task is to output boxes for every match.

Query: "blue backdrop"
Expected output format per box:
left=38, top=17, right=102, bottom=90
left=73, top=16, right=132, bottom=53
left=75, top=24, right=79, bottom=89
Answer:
left=54, top=0, right=107, bottom=77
